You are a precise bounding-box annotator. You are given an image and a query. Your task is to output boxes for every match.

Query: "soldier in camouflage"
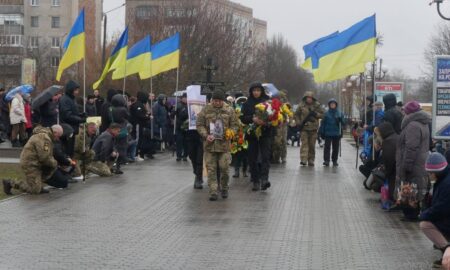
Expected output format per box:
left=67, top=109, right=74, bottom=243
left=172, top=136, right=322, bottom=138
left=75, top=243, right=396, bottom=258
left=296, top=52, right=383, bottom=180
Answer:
left=3, top=126, right=57, bottom=194
left=197, top=90, right=239, bottom=201
left=295, top=91, right=324, bottom=166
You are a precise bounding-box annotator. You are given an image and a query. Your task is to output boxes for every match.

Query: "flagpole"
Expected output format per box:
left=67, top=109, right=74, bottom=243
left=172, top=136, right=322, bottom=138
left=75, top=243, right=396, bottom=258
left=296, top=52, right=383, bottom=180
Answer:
left=173, top=67, right=179, bottom=136
left=150, top=60, right=154, bottom=140
left=123, top=62, right=127, bottom=96
left=82, top=41, right=87, bottom=183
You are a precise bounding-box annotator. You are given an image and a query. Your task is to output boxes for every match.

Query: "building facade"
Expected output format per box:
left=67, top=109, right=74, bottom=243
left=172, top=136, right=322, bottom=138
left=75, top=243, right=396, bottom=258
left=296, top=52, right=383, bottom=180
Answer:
left=0, top=0, right=102, bottom=88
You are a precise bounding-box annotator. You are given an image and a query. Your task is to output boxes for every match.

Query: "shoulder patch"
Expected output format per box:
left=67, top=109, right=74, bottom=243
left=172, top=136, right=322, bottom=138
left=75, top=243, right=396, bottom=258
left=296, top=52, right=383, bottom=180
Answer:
left=43, top=143, right=50, bottom=152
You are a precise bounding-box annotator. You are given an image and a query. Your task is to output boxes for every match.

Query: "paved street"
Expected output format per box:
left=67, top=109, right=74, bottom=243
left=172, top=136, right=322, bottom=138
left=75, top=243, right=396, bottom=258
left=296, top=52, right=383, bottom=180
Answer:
left=0, top=141, right=438, bottom=270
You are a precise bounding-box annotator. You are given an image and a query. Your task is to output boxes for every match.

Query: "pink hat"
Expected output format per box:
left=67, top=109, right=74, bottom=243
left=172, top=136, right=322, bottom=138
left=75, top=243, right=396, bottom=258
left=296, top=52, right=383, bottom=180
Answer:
left=403, top=101, right=421, bottom=115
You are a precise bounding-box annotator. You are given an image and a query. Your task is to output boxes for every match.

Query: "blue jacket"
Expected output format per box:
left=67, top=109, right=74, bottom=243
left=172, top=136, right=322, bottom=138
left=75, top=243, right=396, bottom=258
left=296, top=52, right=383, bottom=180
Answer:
left=320, top=109, right=345, bottom=138
left=420, top=167, right=450, bottom=236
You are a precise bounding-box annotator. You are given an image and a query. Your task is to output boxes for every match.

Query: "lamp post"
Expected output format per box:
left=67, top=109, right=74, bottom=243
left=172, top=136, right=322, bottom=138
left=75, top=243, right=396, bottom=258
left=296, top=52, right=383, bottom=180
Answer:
left=430, top=0, right=450, bottom=20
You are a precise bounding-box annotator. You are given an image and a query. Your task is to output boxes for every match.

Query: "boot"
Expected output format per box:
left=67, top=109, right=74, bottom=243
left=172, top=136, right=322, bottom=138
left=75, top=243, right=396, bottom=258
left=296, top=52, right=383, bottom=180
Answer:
left=209, top=193, right=218, bottom=201
left=232, top=167, right=240, bottom=178
left=242, top=169, right=248, bottom=178
left=323, top=161, right=330, bottom=167
left=11, top=140, right=21, bottom=148
left=261, top=180, right=271, bottom=191
left=194, top=176, right=203, bottom=189
left=221, top=190, right=229, bottom=199
left=2, top=179, right=12, bottom=195
left=252, top=182, right=260, bottom=191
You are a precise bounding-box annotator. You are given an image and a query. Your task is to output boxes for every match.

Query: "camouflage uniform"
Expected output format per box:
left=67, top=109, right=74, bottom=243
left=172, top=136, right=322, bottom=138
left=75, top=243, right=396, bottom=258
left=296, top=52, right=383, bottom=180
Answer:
left=272, top=122, right=288, bottom=163
left=197, top=103, right=239, bottom=196
left=13, top=127, right=57, bottom=194
left=295, top=92, right=324, bottom=165
left=74, top=125, right=112, bottom=177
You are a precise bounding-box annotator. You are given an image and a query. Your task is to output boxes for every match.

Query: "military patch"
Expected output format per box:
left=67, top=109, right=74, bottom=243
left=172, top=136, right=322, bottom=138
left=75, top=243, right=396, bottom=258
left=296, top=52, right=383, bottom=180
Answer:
left=44, top=143, right=49, bottom=152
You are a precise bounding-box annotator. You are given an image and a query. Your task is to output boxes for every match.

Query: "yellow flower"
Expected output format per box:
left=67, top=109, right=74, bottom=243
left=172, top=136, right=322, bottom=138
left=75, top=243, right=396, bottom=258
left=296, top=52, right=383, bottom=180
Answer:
left=225, top=129, right=235, bottom=141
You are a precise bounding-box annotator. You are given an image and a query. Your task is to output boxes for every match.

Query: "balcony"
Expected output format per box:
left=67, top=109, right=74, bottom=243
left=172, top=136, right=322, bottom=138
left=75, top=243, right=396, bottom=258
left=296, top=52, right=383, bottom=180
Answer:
left=0, top=25, right=24, bottom=35
left=0, top=5, right=24, bottom=14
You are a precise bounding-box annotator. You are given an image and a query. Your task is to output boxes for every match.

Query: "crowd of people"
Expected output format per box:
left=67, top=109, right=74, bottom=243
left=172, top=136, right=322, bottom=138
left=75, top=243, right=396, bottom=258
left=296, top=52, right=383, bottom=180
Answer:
left=0, top=81, right=449, bottom=268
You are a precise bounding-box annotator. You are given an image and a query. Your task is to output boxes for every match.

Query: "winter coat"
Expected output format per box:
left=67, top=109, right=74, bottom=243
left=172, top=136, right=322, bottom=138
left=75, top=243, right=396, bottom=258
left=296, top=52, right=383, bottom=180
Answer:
left=24, top=102, right=32, bottom=129
left=20, top=126, right=57, bottom=177
left=368, top=109, right=384, bottom=132
left=378, top=122, right=399, bottom=184
left=295, top=92, right=324, bottom=132
left=74, top=125, right=96, bottom=161
left=92, top=130, right=115, bottom=162
left=320, top=108, right=345, bottom=138
left=39, top=100, right=58, bottom=127
left=129, top=91, right=150, bottom=127
left=396, top=110, right=431, bottom=197
left=196, top=103, right=239, bottom=153
left=53, top=140, right=71, bottom=167
left=95, top=96, right=104, bottom=116
left=240, top=83, right=273, bottom=140
left=59, top=87, right=83, bottom=135
left=0, top=93, right=10, bottom=132
left=152, top=95, right=168, bottom=136
left=175, top=101, right=188, bottom=131
left=109, top=94, right=129, bottom=126
left=10, top=94, right=26, bottom=125
left=420, top=167, right=450, bottom=236
left=100, top=89, right=118, bottom=132
left=383, top=94, right=403, bottom=134
left=85, top=102, right=97, bottom=117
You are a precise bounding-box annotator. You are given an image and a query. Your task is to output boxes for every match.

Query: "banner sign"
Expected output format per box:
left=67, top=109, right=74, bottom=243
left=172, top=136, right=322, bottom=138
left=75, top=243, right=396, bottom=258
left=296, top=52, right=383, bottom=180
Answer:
left=187, top=85, right=206, bottom=130
left=374, top=82, right=404, bottom=103
left=433, top=56, right=450, bottom=139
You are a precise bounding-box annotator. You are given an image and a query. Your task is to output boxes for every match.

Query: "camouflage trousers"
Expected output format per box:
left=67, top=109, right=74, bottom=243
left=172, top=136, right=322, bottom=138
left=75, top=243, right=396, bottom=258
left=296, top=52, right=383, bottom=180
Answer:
left=13, top=167, right=55, bottom=194
left=204, top=152, right=231, bottom=195
left=80, top=161, right=113, bottom=177
left=272, top=124, right=288, bottom=163
left=300, top=130, right=318, bottom=164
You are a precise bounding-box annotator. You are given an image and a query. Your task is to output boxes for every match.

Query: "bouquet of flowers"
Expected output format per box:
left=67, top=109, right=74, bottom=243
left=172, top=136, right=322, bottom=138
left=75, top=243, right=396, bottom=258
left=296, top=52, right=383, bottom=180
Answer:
left=281, top=103, right=294, bottom=120
left=396, top=181, right=419, bottom=208
left=248, top=98, right=284, bottom=138
left=225, top=128, right=236, bottom=141
left=231, top=128, right=248, bottom=154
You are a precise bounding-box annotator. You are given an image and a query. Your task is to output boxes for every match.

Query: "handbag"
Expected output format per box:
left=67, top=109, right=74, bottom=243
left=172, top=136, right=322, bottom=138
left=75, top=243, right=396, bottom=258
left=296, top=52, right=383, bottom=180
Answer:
left=109, top=108, right=128, bottom=139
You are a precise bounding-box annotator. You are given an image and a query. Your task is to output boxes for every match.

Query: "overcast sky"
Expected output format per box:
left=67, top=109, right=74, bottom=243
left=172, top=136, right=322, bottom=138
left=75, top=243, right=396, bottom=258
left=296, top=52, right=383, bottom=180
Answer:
left=105, top=0, right=445, bottom=78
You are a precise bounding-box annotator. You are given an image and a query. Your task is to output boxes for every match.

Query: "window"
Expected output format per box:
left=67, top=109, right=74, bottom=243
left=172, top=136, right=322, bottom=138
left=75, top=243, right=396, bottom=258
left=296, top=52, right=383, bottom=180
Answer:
left=51, top=16, right=60, bottom=28
left=51, top=56, right=60, bottom=67
left=30, top=0, right=39, bottom=6
left=51, top=37, right=60, bottom=48
left=136, top=6, right=159, bottom=18
left=29, top=36, right=38, bottom=48
left=51, top=0, right=60, bottom=6
left=0, top=35, right=23, bottom=47
left=30, top=16, right=38, bottom=27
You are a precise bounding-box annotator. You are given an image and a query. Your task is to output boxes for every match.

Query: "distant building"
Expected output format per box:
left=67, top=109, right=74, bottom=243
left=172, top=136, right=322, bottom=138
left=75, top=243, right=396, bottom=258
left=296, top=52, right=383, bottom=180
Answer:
left=0, top=0, right=103, bottom=88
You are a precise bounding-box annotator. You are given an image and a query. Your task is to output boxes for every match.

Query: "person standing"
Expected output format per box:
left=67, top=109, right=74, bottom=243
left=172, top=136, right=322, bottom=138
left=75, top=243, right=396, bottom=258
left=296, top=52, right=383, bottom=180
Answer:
left=85, top=94, right=97, bottom=117
left=319, top=99, right=345, bottom=167
left=175, top=93, right=188, bottom=161
left=197, top=90, right=238, bottom=201
left=129, top=91, right=151, bottom=160
left=9, top=93, right=27, bottom=147
left=93, top=90, right=104, bottom=117
left=100, top=89, right=118, bottom=133
left=396, top=101, right=431, bottom=220
left=59, top=80, right=87, bottom=157
left=38, top=93, right=61, bottom=127
left=240, top=82, right=274, bottom=191
left=295, top=91, right=324, bottom=166
left=383, top=93, right=403, bottom=134
left=152, top=94, right=168, bottom=144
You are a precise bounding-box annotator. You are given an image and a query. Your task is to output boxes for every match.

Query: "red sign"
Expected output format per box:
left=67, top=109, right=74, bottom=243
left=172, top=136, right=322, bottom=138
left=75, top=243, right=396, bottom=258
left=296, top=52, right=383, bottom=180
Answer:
left=375, top=83, right=403, bottom=91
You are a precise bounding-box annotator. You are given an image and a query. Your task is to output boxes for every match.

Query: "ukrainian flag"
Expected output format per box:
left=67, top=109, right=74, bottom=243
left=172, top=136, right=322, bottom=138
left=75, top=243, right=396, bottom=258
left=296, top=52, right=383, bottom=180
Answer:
left=302, top=31, right=339, bottom=70
left=56, top=9, right=85, bottom=81
left=303, top=14, right=376, bottom=83
left=151, top=33, right=180, bottom=77
left=112, top=35, right=151, bottom=80
left=93, top=27, right=128, bottom=89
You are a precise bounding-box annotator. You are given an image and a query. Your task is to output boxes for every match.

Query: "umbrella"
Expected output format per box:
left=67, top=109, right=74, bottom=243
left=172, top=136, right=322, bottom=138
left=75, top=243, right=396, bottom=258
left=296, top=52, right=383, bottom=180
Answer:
left=32, top=85, right=63, bottom=110
left=5, top=85, right=34, bottom=101
left=262, top=83, right=279, bottom=98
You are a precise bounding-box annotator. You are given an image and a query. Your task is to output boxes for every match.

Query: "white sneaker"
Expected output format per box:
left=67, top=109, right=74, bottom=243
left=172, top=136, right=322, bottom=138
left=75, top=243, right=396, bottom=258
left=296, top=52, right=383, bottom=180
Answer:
left=136, top=157, right=144, bottom=162
left=72, top=176, right=83, bottom=181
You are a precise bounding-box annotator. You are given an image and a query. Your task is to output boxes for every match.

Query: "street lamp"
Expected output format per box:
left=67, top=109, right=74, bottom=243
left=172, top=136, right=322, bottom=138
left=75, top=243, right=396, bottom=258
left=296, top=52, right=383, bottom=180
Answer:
left=430, top=0, right=450, bottom=20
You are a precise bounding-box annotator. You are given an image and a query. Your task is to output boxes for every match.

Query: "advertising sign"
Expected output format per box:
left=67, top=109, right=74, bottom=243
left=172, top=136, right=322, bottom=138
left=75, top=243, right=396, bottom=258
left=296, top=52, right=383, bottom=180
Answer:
left=374, top=82, right=404, bottom=103
left=433, top=56, right=450, bottom=139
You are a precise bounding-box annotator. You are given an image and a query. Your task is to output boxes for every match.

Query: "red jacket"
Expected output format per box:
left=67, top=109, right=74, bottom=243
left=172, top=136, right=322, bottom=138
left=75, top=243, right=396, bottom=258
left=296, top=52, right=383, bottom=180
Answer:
left=24, top=103, right=32, bottom=129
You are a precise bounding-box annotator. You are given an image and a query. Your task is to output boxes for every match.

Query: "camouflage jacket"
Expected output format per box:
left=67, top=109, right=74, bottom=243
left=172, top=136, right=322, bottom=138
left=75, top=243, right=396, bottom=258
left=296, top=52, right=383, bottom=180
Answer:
left=74, top=125, right=95, bottom=161
left=20, top=126, right=57, bottom=174
left=295, top=101, right=324, bottom=131
left=196, top=103, right=239, bottom=153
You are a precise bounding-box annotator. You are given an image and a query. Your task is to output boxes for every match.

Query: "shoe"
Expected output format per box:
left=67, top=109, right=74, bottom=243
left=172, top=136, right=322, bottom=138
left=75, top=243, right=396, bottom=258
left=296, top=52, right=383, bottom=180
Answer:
left=136, top=157, right=144, bottom=162
left=182, top=157, right=188, bottom=162
left=300, top=162, right=307, bottom=166
left=209, top=194, right=218, bottom=201
left=432, top=259, right=442, bottom=268
left=194, top=176, right=203, bottom=189
left=261, top=181, right=271, bottom=191
left=243, top=171, right=248, bottom=178
left=2, top=179, right=12, bottom=195
left=72, top=176, right=83, bottom=181
left=252, top=182, right=260, bottom=191
left=281, top=159, right=287, bottom=164
left=221, top=190, right=229, bottom=199
left=333, top=162, right=339, bottom=167
left=40, top=188, right=49, bottom=194
left=232, top=168, right=240, bottom=178
left=113, top=169, right=124, bottom=175
left=176, top=158, right=181, bottom=162
left=308, top=162, right=315, bottom=167
left=323, top=161, right=330, bottom=167
left=11, top=140, right=21, bottom=148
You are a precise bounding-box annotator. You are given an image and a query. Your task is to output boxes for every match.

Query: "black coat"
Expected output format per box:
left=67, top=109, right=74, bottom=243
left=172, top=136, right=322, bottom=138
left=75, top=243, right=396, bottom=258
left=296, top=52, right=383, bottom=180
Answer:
left=383, top=94, right=403, bottom=134
left=110, top=94, right=129, bottom=125
left=95, top=96, right=104, bottom=116
left=130, top=92, right=150, bottom=127
left=100, top=89, right=118, bottom=132
left=53, top=140, right=71, bottom=167
left=92, top=130, right=115, bottom=162
left=85, top=102, right=97, bottom=117
left=240, top=87, right=273, bottom=140
left=0, top=93, right=10, bottom=133
left=378, top=122, right=398, bottom=185
left=39, top=100, right=58, bottom=127
left=175, top=102, right=188, bottom=131
left=420, top=167, right=450, bottom=236
left=59, top=91, right=83, bottom=135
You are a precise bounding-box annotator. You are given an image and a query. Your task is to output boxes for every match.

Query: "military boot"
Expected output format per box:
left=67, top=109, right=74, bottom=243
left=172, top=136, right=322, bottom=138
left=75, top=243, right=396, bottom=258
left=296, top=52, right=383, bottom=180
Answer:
left=221, top=190, right=229, bottom=199
left=2, top=179, right=12, bottom=195
left=194, top=176, right=203, bottom=189
left=11, top=140, right=21, bottom=148
left=261, top=180, right=271, bottom=191
left=232, top=167, right=240, bottom=178
left=209, top=193, right=218, bottom=201
left=252, top=182, right=260, bottom=191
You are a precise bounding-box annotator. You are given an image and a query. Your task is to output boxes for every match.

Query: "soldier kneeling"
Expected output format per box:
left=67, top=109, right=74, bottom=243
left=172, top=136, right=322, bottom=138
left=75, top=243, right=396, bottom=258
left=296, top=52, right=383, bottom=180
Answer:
left=91, top=123, right=123, bottom=175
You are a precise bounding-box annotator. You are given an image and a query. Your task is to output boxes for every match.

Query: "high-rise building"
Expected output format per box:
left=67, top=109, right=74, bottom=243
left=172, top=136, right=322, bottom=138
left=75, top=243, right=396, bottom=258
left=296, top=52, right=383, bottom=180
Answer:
left=0, top=0, right=103, bottom=88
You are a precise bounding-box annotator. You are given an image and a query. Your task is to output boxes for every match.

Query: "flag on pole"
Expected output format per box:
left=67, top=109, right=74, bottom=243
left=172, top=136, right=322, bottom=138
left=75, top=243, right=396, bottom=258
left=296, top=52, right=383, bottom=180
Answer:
left=93, top=27, right=128, bottom=89
left=302, top=14, right=376, bottom=83
left=301, top=31, right=339, bottom=70
left=112, top=35, right=151, bottom=80
left=150, top=33, right=180, bottom=77
left=56, top=9, right=85, bottom=81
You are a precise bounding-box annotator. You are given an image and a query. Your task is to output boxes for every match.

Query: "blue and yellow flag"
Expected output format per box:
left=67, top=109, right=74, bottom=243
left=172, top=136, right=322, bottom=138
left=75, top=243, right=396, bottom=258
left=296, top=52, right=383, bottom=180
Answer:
left=93, top=27, right=128, bottom=89
left=302, top=14, right=376, bottom=83
left=302, top=31, right=339, bottom=70
left=56, top=9, right=85, bottom=81
left=112, top=35, right=151, bottom=80
left=151, top=32, right=180, bottom=77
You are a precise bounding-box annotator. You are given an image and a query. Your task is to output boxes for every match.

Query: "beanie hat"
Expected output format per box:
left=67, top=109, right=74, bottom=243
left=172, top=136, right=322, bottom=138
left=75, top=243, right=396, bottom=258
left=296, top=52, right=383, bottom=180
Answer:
left=403, top=101, right=421, bottom=115
left=212, top=89, right=226, bottom=101
left=425, top=152, right=448, bottom=172
left=328, top=98, right=338, bottom=106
